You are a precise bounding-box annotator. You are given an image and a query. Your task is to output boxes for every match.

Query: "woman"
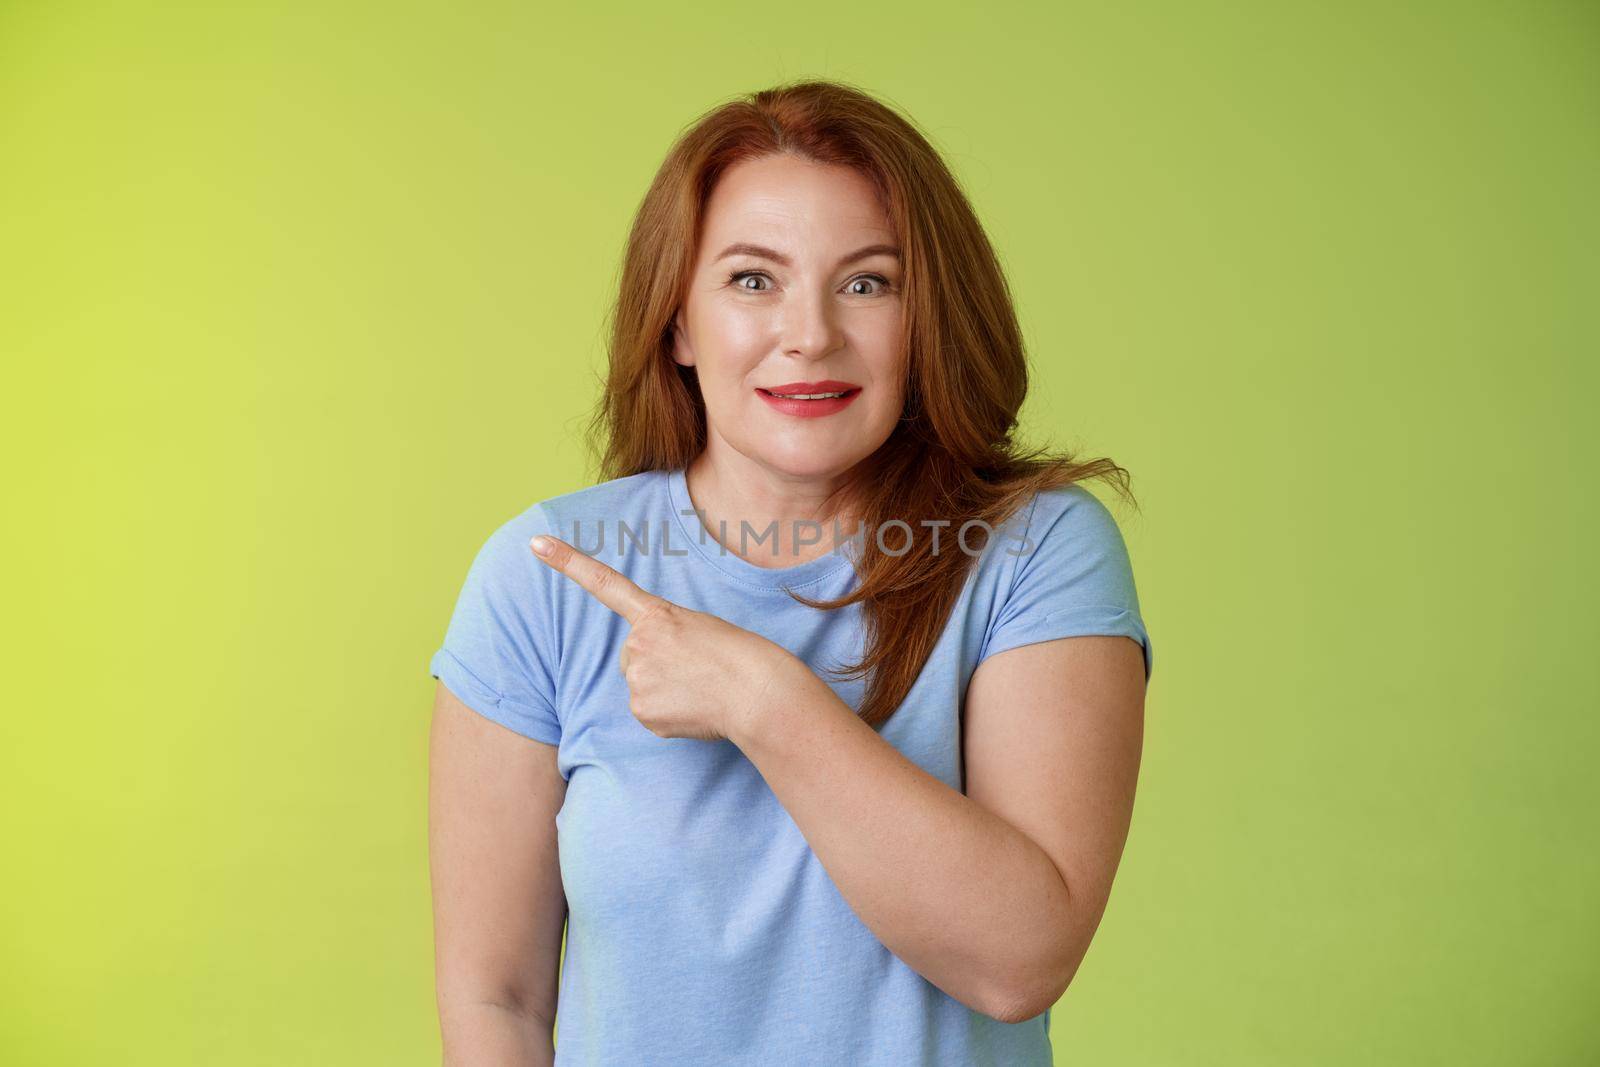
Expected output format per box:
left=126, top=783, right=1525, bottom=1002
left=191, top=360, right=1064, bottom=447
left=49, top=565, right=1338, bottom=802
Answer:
left=428, top=78, right=1152, bottom=1066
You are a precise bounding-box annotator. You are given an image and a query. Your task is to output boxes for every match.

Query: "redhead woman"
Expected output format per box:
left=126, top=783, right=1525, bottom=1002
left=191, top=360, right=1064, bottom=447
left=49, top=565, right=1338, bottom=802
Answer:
left=428, top=79, right=1153, bottom=1066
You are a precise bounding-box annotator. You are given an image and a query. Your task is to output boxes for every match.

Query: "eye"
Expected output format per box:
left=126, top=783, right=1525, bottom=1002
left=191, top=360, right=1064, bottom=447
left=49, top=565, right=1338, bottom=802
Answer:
left=725, top=270, right=895, bottom=296
left=846, top=274, right=893, bottom=296
left=727, top=270, right=773, bottom=292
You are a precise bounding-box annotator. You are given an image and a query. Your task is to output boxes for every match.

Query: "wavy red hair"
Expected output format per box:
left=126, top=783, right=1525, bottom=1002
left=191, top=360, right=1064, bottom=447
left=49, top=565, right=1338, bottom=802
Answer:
left=585, top=77, right=1136, bottom=729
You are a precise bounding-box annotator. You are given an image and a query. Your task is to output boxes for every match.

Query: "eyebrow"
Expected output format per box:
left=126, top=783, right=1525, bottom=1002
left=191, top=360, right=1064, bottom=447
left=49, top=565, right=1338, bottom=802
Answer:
left=713, top=242, right=902, bottom=268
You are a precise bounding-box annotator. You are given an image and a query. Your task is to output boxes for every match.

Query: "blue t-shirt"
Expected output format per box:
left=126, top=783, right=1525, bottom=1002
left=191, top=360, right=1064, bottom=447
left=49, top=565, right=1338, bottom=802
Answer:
left=429, top=465, right=1152, bottom=1066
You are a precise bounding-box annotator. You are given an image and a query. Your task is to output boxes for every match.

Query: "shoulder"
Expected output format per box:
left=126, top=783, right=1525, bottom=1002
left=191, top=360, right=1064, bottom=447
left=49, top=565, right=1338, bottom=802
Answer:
left=1034, top=481, right=1123, bottom=530
left=1012, top=482, right=1132, bottom=561
left=978, top=480, right=1152, bottom=677
left=997, top=481, right=1143, bottom=624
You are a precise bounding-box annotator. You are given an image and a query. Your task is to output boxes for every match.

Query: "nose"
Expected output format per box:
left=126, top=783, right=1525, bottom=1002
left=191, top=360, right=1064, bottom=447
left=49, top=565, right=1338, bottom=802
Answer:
left=780, top=286, right=845, bottom=360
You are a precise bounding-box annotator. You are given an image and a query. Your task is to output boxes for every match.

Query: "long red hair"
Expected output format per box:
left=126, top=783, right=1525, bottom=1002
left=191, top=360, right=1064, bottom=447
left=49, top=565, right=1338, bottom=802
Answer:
left=585, top=77, right=1137, bottom=729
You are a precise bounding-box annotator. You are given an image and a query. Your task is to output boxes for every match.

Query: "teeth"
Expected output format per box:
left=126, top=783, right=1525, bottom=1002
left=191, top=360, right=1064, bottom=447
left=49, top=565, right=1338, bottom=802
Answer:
left=768, top=390, right=849, bottom=399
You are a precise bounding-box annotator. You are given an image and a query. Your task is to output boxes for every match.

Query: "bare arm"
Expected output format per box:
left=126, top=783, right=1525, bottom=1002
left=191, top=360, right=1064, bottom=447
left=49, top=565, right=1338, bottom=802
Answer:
left=728, top=634, right=1145, bottom=1023
left=429, top=681, right=568, bottom=1065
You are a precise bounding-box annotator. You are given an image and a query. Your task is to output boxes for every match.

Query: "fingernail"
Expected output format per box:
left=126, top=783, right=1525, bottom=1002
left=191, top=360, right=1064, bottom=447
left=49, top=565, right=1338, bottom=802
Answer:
left=531, top=536, right=553, bottom=556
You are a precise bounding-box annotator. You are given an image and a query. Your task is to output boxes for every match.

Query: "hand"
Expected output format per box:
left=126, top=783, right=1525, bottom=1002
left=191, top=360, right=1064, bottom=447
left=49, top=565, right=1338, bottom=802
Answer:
left=529, top=533, right=808, bottom=743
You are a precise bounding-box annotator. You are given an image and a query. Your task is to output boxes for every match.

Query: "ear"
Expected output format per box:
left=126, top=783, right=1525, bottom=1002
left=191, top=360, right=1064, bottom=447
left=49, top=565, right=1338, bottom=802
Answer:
left=669, top=309, right=695, bottom=369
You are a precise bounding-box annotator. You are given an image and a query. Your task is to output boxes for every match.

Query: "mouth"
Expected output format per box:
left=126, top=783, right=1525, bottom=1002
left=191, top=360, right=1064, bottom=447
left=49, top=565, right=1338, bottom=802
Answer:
left=756, top=379, right=862, bottom=401
left=754, top=382, right=862, bottom=417
left=755, top=387, right=861, bottom=400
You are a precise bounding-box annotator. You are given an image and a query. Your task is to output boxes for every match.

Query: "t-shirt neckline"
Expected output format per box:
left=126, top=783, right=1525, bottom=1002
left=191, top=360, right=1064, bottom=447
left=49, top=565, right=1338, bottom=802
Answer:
left=664, top=466, right=857, bottom=592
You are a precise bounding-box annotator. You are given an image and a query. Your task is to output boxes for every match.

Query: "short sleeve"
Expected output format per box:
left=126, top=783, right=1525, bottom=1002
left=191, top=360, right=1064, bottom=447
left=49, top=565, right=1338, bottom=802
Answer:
left=978, top=485, right=1153, bottom=681
left=428, top=504, right=563, bottom=744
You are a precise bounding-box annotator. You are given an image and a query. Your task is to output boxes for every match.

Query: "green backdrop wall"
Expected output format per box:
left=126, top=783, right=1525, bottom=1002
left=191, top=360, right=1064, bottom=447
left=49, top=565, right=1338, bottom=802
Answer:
left=4, top=1, right=1595, bottom=1063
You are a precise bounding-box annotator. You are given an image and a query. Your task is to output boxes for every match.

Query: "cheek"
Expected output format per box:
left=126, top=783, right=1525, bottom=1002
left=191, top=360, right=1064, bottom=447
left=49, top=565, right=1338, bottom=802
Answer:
left=699, top=320, right=771, bottom=386
left=871, top=384, right=906, bottom=424
left=698, top=302, right=769, bottom=351
left=694, top=336, right=765, bottom=402
left=864, top=331, right=907, bottom=397
left=863, top=315, right=905, bottom=362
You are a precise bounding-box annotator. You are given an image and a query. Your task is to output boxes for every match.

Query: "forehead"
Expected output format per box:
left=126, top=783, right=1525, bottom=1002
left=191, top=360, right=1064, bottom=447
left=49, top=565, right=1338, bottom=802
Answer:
left=700, top=154, right=894, bottom=246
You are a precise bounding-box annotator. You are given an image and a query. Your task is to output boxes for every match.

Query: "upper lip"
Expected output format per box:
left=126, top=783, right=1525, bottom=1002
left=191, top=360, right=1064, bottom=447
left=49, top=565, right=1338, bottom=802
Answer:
left=759, top=380, right=860, bottom=394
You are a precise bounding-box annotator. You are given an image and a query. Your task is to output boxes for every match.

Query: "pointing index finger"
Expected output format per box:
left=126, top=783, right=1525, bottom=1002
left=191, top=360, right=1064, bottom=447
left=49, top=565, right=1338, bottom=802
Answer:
left=531, top=534, right=664, bottom=623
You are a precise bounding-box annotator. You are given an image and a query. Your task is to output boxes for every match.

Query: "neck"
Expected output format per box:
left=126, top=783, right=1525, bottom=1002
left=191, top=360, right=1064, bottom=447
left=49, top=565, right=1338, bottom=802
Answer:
left=684, top=443, right=867, bottom=569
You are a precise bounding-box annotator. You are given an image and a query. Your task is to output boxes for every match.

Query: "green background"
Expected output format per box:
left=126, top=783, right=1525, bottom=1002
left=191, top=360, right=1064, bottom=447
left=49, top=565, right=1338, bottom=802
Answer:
left=4, top=1, right=1595, bottom=1063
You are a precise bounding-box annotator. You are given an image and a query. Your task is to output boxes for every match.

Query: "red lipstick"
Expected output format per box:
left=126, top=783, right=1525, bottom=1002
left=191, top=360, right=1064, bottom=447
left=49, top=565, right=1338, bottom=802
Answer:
left=755, top=380, right=862, bottom=419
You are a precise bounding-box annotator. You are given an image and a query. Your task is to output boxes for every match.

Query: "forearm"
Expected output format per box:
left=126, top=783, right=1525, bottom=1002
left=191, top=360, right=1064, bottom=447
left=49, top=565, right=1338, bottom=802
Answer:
left=729, top=678, right=1079, bottom=1022
left=439, top=999, right=555, bottom=1067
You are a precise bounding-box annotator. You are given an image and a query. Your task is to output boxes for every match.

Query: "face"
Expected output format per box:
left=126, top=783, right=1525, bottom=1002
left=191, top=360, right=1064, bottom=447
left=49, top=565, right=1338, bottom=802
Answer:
left=671, top=152, right=907, bottom=484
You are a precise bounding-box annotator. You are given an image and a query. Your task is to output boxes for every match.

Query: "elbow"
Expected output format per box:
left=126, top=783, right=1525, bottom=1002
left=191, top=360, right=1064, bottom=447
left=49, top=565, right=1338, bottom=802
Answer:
left=437, top=980, right=557, bottom=1034
left=983, top=938, right=1085, bottom=1025
left=985, top=976, right=1069, bottom=1026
